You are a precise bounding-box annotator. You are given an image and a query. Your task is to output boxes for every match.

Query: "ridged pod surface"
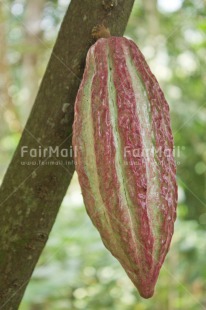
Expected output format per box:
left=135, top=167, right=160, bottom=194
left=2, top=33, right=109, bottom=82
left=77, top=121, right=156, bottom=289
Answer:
left=72, top=36, right=177, bottom=298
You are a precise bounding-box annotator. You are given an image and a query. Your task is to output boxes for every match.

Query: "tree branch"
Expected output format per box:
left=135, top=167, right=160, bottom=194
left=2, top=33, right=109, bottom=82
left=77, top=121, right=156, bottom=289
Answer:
left=0, top=0, right=135, bottom=308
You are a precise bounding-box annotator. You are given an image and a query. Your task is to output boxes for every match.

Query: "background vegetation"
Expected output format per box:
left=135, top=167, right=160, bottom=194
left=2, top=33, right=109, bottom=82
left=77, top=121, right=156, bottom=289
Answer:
left=0, top=0, right=206, bottom=309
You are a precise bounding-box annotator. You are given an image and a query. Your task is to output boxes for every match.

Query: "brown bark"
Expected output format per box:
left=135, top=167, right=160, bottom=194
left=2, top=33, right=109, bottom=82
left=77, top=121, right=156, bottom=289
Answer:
left=0, top=0, right=135, bottom=308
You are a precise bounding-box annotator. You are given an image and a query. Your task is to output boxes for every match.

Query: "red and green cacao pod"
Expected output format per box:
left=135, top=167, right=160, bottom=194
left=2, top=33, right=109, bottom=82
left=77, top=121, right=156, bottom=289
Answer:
left=72, top=36, right=177, bottom=298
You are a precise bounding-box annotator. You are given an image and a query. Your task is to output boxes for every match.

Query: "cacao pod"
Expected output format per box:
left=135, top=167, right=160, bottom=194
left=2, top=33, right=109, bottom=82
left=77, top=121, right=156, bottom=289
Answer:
left=72, top=35, right=177, bottom=298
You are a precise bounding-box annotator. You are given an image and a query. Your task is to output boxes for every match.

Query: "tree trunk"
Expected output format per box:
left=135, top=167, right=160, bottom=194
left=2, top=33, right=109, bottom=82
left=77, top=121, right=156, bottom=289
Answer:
left=0, top=0, right=135, bottom=308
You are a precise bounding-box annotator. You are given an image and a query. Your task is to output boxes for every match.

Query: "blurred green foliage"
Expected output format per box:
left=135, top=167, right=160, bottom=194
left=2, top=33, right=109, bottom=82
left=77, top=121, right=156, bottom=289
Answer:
left=0, top=0, right=206, bottom=309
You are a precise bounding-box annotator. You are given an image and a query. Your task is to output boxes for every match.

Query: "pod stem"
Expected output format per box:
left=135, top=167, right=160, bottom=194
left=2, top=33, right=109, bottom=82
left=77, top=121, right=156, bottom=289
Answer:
left=92, top=24, right=111, bottom=40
